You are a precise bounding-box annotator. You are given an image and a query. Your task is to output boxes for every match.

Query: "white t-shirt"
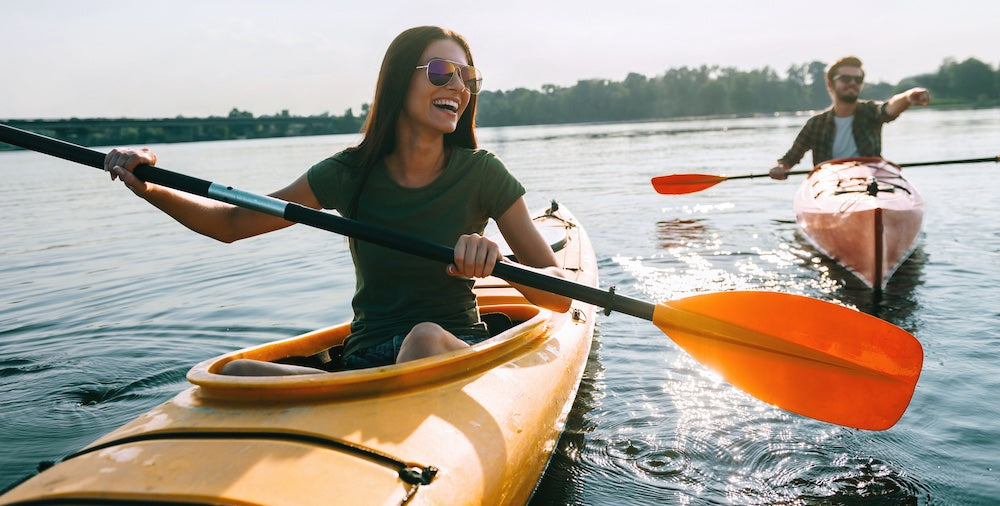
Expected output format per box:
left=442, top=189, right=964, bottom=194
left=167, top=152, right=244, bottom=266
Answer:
left=832, top=115, right=860, bottom=159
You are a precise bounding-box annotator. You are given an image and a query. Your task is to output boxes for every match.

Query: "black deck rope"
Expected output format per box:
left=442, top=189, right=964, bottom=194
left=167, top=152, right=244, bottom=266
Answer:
left=1, top=498, right=212, bottom=505
left=542, top=200, right=576, bottom=228
left=2, top=498, right=213, bottom=506
left=23, top=429, right=438, bottom=505
left=829, top=176, right=913, bottom=197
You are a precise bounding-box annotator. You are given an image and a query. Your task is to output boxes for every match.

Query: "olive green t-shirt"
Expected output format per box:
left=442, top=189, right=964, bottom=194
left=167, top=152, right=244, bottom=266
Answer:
left=306, top=147, right=525, bottom=358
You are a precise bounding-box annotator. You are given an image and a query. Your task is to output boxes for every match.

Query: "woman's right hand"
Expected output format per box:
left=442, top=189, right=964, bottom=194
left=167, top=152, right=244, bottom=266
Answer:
left=448, top=233, right=501, bottom=279
left=105, top=147, right=158, bottom=196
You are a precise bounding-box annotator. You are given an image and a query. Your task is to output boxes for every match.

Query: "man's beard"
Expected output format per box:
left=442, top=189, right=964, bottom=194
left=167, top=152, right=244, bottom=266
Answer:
left=835, top=90, right=859, bottom=103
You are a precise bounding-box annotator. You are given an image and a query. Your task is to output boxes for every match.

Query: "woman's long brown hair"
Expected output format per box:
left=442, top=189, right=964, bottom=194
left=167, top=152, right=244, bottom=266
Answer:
left=346, top=26, right=479, bottom=218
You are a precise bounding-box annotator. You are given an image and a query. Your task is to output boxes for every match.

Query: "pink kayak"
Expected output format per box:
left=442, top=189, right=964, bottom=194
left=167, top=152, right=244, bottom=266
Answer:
left=793, top=157, right=924, bottom=292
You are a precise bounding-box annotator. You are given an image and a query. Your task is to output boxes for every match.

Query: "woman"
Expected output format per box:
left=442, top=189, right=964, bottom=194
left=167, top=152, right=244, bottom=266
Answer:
left=105, top=26, right=571, bottom=374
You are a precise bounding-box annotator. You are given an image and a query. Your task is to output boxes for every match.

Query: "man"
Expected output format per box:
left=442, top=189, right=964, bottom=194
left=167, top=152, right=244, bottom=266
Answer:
left=769, top=56, right=931, bottom=179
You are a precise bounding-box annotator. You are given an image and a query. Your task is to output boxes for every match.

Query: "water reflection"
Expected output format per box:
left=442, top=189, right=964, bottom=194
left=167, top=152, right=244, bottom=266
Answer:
left=644, top=212, right=837, bottom=299
left=482, top=121, right=762, bottom=148
left=654, top=218, right=711, bottom=250
left=841, top=248, right=927, bottom=330
left=528, top=330, right=607, bottom=505
left=792, top=230, right=927, bottom=326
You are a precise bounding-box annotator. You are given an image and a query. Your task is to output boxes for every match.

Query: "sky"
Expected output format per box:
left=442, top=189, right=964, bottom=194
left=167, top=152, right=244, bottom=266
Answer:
left=3, top=0, right=998, bottom=120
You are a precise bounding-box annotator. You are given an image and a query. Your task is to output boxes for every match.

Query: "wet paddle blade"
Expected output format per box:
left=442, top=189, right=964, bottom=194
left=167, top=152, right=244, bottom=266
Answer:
left=650, top=174, right=727, bottom=194
left=653, top=291, right=923, bottom=430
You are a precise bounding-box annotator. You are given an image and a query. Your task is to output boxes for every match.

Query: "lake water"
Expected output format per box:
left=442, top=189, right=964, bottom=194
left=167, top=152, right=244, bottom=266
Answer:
left=1, top=109, right=998, bottom=504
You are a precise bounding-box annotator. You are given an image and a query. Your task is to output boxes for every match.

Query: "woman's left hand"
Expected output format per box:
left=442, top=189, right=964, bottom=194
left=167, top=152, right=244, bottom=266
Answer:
left=448, top=233, right=501, bottom=278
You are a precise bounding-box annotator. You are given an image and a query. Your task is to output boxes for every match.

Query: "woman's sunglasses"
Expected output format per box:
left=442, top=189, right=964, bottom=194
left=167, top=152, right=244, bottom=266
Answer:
left=415, top=58, right=483, bottom=95
left=833, top=74, right=864, bottom=85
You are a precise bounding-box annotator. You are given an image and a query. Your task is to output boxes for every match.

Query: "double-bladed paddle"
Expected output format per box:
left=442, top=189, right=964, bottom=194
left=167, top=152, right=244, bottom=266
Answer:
left=1, top=123, right=923, bottom=430
left=652, top=155, right=1000, bottom=194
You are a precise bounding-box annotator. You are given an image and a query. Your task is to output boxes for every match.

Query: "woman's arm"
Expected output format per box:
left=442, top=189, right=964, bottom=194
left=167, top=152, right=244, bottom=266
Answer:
left=106, top=148, right=322, bottom=243
left=493, top=198, right=573, bottom=313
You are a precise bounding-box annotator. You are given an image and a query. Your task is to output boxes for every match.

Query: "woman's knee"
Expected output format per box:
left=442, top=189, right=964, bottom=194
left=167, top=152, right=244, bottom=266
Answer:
left=407, top=322, right=446, bottom=341
left=221, top=359, right=260, bottom=376
left=398, top=323, right=464, bottom=361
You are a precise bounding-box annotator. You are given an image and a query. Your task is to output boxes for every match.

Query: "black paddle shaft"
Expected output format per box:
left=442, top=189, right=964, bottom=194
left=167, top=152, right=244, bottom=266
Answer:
left=712, top=155, right=1000, bottom=182
left=898, top=156, right=999, bottom=167
left=1, top=123, right=656, bottom=320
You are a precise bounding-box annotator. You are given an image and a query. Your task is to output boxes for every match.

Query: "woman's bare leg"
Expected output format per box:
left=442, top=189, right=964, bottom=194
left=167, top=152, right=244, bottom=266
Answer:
left=396, top=322, right=469, bottom=363
left=221, top=358, right=325, bottom=376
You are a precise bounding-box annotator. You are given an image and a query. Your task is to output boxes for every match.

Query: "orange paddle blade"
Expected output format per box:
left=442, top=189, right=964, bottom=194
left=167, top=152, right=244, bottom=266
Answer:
left=653, top=291, right=922, bottom=430
left=651, top=174, right=728, bottom=194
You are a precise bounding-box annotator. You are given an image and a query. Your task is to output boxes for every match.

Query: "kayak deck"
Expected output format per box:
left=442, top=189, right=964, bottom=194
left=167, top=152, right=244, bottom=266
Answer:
left=1, top=203, right=599, bottom=506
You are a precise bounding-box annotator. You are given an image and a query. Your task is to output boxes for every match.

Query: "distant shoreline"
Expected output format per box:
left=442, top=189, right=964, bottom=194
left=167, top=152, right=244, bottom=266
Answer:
left=1, top=103, right=992, bottom=152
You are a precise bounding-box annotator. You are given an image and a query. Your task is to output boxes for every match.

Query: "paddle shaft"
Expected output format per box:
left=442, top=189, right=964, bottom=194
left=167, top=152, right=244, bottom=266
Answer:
left=898, top=155, right=999, bottom=168
left=0, top=123, right=654, bottom=320
left=714, top=155, right=1000, bottom=182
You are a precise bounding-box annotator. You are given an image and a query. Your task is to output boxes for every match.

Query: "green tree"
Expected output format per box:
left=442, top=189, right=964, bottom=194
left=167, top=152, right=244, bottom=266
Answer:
left=807, top=61, right=829, bottom=108
left=228, top=108, right=253, bottom=118
left=942, top=57, right=998, bottom=101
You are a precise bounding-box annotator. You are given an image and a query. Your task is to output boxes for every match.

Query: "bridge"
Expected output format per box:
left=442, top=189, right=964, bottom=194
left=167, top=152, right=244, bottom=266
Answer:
left=0, top=115, right=363, bottom=150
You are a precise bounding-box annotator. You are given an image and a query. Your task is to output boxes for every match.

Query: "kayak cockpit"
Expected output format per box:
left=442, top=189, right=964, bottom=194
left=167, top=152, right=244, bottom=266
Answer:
left=186, top=304, right=560, bottom=403
left=188, top=203, right=584, bottom=403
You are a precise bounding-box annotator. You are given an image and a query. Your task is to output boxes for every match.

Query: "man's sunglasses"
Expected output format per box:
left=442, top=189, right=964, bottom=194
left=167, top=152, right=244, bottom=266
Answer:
left=415, top=58, right=483, bottom=95
left=833, top=74, right=864, bottom=85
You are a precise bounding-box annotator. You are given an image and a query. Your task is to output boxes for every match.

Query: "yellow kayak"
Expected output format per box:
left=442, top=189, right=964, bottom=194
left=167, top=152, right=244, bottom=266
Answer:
left=0, top=202, right=598, bottom=506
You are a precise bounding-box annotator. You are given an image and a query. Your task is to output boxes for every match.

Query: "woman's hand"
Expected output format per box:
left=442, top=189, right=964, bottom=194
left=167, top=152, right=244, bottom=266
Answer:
left=105, top=147, right=157, bottom=196
left=448, top=233, right=501, bottom=278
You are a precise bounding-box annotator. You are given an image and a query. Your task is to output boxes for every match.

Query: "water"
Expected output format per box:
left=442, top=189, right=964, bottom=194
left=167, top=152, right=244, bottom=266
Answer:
left=2, top=109, right=998, bottom=504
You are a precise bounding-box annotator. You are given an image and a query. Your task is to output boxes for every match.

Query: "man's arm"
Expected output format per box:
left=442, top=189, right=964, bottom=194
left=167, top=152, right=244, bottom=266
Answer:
left=885, top=87, right=931, bottom=118
left=770, top=119, right=817, bottom=179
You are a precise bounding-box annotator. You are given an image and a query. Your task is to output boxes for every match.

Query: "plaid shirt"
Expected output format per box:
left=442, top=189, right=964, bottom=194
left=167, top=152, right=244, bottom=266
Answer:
left=779, top=100, right=897, bottom=168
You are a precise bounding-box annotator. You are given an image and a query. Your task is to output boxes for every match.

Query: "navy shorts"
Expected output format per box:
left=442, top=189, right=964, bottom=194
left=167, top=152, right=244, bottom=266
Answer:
left=341, top=325, right=491, bottom=370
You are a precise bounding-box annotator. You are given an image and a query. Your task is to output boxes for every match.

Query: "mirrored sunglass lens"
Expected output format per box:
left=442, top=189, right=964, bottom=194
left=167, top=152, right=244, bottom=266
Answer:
left=461, top=67, right=482, bottom=94
left=426, top=59, right=456, bottom=86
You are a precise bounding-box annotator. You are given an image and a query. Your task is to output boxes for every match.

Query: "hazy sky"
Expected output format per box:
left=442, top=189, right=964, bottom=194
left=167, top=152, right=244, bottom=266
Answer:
left=3, top=0, right=998, bottom=119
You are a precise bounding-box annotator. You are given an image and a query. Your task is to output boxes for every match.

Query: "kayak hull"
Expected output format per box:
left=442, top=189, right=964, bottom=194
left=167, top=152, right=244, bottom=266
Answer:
left=793, top=158, right=924, bottom=291
left=1, top=203, right=598, bottom=506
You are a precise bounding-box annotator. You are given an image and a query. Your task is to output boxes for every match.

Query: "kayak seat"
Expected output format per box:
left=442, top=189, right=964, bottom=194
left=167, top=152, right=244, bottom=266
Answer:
left=274, top=345, right=344, bottom=372
left=269, top=312, right=517, bottom=373
left=482, top=312, right=515, bottom=336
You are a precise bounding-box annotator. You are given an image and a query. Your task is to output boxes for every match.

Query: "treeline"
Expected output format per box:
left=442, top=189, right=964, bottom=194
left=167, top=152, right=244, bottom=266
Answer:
left=476, top=57, right=1000, bottom=126
left=898, top=57, right=1000, bottom=105
left=3, top=57, right=997, bottom=150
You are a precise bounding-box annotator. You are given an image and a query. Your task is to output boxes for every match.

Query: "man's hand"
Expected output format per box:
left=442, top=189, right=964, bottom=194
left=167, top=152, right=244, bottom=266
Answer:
left=769, top=163, right=790, bottom=180
left=906, top=87, right=931, bottom=106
